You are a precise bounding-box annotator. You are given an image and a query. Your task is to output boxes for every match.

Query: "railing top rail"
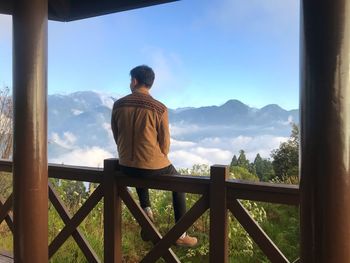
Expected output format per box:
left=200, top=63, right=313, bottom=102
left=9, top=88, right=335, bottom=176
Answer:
left=113, top=172, right=210, bottom=194
left=227, top=179, right=300, bottom=205
left=0, top=159, right=12, bottom=172
left=0, top=159, right=103, bottom=183
left=227, top=178, right=299, bottom=193
left=49, top=163, right=103, bottom=183
left=0, top=159, right=300, bottom=203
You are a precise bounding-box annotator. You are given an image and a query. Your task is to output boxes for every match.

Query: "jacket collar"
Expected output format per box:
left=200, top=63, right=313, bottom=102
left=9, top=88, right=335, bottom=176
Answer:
left=133, top=87, right=150, bottom=96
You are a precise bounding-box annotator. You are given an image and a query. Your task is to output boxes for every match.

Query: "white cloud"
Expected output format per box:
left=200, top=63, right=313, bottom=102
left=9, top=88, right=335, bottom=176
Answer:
left=170, top=138, right=196, bottom=149
left=280, top=115, right=295, bottom=125
left=102, top=122, right=115, bottom=143
left=51, top=132, right=77, bottom=149
left=169, top=146, right=233, bottom=168
left=71, top=109, right=83, bottom=115
left=98, top=92, right=115, bottom=109
left=222, top=135, right=288, bottom=160
left=169, top=150, right=211, bottom=168
left=170, top=123, right=201, bottom=137
left=49, top=146, right=114, bottom=167
left=169, top=134, right=288, bottom=168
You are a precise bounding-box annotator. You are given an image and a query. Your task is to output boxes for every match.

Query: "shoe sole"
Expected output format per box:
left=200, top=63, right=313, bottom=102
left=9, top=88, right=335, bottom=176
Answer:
left=175, top=242, right=198, bottom=248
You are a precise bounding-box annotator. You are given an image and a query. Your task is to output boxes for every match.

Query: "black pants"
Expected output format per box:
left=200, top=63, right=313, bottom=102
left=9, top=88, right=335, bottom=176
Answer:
left=120, top=164, right=186, bottom=222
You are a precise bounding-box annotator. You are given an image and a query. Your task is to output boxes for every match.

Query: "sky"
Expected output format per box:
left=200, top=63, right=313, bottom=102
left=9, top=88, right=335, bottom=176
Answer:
left=0, top=0, right=300, bottom=110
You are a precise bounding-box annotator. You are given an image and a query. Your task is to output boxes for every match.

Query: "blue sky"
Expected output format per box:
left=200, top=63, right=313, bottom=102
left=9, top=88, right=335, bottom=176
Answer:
left=0, top=0, right=299, bottom=110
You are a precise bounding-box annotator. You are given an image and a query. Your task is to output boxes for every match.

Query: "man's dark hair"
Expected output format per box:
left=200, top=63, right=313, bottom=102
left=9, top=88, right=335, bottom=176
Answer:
left=130, top=65, right=155, bottom=88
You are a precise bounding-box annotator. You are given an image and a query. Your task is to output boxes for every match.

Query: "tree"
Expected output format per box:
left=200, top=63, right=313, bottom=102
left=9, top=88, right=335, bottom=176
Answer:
left=0, top=86, right=13, bottom=159
left=254, top=153, right=275, bottom=181
left=230, top=155, right=238, bottom=167
left=254, top=154, right=264, bottom=180
left=271, top=124, right=299, bottom=179
left=237, top=150, right=249, bottom=169
left=0, top=86, right=13, bottom=199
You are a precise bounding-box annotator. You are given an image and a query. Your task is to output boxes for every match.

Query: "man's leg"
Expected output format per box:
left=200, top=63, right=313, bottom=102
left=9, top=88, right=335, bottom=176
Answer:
left=172, top=192, right=186, bottom=222
left=160, top=165, right=187, bottom=222
left=120, top=166, right=152, bottom=214
left=136, top=187, right=151, bottom=209
left=161, top=165, right=197, bottom=247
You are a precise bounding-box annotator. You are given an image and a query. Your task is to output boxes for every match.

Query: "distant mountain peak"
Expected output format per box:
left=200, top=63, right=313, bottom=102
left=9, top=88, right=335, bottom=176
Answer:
left=260, top=104, right=284, bottom=114
left=261, top=104, right=283, bottom=110
left=222, top=99, right=248, bottom=108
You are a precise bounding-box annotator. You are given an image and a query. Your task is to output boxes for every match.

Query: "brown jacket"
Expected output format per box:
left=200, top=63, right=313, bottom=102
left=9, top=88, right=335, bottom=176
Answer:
left=111, top=88, right=171, bottom=169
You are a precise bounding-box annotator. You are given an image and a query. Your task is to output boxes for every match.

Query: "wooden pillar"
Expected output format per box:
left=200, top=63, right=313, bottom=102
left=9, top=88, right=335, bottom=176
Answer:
left=300, top=0, right=350, bottom=261
left=209, top=165, right=228, bottom=263
left=103, top=158, right=122, bottom=263
left=12, top=0, right=48, bottom=262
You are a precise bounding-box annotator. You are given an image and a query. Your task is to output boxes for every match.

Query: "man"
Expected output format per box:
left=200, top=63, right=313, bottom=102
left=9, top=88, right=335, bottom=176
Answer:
left=111, top=65, right=197, bottom=247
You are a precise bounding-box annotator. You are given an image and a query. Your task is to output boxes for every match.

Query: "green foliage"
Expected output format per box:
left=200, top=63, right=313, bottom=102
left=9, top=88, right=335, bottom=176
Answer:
left=237, top=150, right=250, bottom=170
left=230, top=155, right=238, bottom=167
left=0, top=172, right=12, bottom=252
left=271, top=124, right=299, bottom=179
left=259, top=203, right=299, bottom=261
left=254, top=154, right=275, bottom=182
left=0, top=172, right=11, bottom=198
left=230, top=166, right=259, bottom=182
left=178, top=164, right=210, bottom=176
left=0, top=164, right=299, bottom=262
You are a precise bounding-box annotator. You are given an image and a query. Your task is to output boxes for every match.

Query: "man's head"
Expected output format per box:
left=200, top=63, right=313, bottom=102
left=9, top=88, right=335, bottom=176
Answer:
left=130, top=65, right=155, bottom=91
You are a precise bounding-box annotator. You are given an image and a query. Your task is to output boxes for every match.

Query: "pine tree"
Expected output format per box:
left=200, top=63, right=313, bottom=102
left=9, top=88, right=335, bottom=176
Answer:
left=230, top=155, right=238, bottom=167
left=237, top=150, right=249, bottom=169
left=254, top=153, right=264, bottom=180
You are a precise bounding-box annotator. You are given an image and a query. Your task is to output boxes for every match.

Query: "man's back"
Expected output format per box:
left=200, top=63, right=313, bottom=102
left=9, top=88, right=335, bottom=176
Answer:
left=110, top=65, right=198, bottom=248
left=111, top=88, right=171, bottom=169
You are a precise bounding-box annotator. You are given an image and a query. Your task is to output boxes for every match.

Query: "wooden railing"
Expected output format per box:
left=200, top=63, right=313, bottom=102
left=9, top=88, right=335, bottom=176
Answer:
left=0, top=158, right=300, bottom=263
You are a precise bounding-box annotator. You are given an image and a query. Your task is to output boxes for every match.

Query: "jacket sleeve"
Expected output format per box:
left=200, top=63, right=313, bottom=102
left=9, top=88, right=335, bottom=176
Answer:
left=111, top=103, right=118, bottom=144
left=158, top=109, right=170, bottom=155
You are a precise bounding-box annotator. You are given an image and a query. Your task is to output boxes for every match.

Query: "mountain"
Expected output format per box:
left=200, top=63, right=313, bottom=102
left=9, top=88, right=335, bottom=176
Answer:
left=169, top=100, right=297, bottom=126
left=47, top=91, right=299, bottom=161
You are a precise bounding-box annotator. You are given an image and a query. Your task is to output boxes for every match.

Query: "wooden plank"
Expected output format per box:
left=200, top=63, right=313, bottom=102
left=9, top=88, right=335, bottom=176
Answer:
left=115, top=172, right=209, bottom=194
left=228, top=199, right=289, bottom=263
left=0, top=160, right=103, bottom=183
left=226, top=180, right=299, bottom=205
left=209, top=165, right=228, bottom=263
left=103, top=159, right=122, bottom=263
left=119, top=187, right=180, bottom=263
left=48, top=163, right=103, bottom=183
left=142, top=194, right=209, bottom=263
left=49, top=183, right=102, bottom=262
left=0, top=160, right=12, bottom=172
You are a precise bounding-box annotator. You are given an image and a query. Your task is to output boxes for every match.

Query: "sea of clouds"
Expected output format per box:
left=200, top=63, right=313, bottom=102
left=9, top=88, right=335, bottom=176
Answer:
left=48, top=125, right=288, bottom=169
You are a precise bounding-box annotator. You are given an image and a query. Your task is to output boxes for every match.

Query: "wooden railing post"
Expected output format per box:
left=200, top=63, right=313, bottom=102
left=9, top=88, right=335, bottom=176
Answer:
left=104, top=158, right=122, bottom=263
left=209, top=165, right=228, bottom=263
left=13, top=0, right=48, bottom=261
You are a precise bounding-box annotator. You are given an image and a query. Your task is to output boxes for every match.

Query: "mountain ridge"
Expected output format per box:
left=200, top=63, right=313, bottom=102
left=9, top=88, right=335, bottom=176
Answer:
left=47, top=91, right=298, bottom=159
